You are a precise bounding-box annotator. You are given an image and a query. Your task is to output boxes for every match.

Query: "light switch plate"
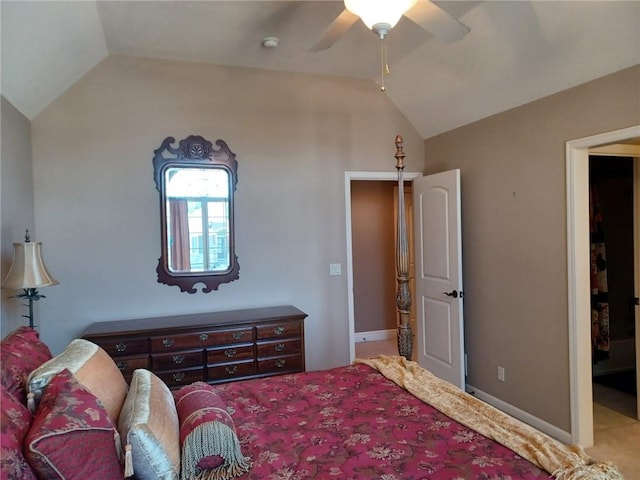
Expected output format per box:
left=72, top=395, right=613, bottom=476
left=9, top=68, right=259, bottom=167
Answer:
left=329, top=263, right=341, bottom=276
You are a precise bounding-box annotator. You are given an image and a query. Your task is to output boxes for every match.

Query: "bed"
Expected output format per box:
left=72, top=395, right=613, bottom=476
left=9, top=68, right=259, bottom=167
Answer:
left=2, top=329, right=622, bottom=480
left=219, top=360, right=553, bottom=479
left=207, top=356, right=619, bottom=480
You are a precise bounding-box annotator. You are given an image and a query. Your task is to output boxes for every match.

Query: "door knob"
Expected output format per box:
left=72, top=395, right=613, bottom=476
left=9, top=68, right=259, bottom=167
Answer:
left=443, top=290, right=458, bottom=298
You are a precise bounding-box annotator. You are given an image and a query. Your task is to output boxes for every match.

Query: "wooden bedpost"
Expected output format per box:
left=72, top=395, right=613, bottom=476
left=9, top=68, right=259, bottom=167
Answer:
left=395, top=135, right=413, bottom=360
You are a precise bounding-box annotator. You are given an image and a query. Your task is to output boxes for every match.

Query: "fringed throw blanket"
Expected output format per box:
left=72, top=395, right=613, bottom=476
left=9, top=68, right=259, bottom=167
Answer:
left=356, top=356, right=623, bottom=480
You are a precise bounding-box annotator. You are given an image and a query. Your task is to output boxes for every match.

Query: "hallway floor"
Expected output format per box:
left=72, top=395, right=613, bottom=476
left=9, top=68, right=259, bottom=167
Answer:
left=354, top=340, right=639, bottom=478
left=588, top=382, right=639, bottom=479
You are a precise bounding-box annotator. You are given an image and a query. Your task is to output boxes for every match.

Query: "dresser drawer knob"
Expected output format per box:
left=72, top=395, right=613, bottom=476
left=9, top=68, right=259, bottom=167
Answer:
left=116, top=361, right=128, bottom=371
left=225, top=365, right=238, bottom=375
left=275, top=343, right=285, bottom=352
left=274, top=327, right=285, bottom=336
left=162, top=339, right=175, bottom=348
left=199, top=333, right=209, bottom=341
left=173, top=372, right=186, bottom=382
left=172, top=355, right=185, bottom=364
left=232, top=332, right=244, bottom=340
left=115, top=342, right=127, bottom=353
left=224, top=349, right=237, bottom=358
left=276, top=359, right=286, bottom=368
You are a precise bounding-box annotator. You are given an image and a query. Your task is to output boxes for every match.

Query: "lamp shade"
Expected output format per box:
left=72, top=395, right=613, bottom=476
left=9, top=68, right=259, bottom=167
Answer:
left=2, top=241, right=59, bottom=290
left=344, top=0, right=417, bottom=30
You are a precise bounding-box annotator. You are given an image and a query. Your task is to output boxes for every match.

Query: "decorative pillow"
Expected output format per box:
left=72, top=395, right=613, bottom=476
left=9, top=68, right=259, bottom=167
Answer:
left=27, top=339, right=127, bottom=424
left=0, top=388, right=38, bottom=480
left=24, top=369, right=123, bottom=479
left=173, top=382, right=251, bottom=480
left=118, top=369, right=180, bottom=480
left=1, top=326, right=53, bottom=404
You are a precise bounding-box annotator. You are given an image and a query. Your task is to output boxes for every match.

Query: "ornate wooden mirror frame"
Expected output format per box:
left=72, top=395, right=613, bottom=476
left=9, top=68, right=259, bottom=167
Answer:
left=153, top=135, right=239, bottom=293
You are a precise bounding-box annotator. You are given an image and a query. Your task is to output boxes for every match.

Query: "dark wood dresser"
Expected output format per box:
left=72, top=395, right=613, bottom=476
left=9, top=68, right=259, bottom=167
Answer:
left=82, top=305, right=307, bottom=389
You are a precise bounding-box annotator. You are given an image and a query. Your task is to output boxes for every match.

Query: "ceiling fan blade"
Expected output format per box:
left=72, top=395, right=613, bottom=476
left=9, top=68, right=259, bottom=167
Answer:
left=404, top=0, right=470, bottom=44
left=309, top=8, right=359, bottom=52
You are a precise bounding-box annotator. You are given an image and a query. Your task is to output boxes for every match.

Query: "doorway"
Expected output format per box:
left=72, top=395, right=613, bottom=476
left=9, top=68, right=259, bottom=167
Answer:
left=589, top=155, right=637, bottom=419
left=566, top=125, right=640, bottom=447
left=344, top=171, right=420, bottom=362
left=351, top=180, right=398, bottom=352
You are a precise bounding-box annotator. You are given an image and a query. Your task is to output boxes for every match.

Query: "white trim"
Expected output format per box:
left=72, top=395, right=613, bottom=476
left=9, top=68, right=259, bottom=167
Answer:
left=467, top=385, right=572, bottom=445
left=566, top=125, right=640, bottom=447
left=354, top=329, right=397, bottom=343
left=345, top=171, right=421, bottom=363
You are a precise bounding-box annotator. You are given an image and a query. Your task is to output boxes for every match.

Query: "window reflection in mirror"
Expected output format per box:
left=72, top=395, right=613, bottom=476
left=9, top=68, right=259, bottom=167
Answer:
left=165, top=167, right=230, bottom=273
left=153, top=134, right=239, bottom=293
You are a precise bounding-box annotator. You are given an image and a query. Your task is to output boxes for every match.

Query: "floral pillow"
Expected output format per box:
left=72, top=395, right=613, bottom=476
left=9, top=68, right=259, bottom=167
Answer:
left=0, top=388, right=37, bottom=480
left=174, top=381, right=251, bottom=480
left=1, top=326, right=52, bottom=404
left=24, top=369, right=123, bottom=479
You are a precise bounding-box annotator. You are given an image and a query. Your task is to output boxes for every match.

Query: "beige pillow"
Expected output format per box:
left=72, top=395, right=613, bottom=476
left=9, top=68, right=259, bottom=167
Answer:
left=118, top=369, right=180, bottom=480
left=27, top=339, right=128, bottom=424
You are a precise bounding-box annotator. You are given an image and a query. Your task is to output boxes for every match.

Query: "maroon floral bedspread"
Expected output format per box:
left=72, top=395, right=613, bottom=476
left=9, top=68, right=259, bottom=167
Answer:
left=215, top=364, right=553, bottom=479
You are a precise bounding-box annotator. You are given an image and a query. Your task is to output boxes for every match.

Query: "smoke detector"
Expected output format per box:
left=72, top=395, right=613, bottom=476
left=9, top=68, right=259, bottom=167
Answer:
left=262, top=37, right=279, bottom=49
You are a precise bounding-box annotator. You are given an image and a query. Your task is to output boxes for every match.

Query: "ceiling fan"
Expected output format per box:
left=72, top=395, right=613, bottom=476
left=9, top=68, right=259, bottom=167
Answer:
left=310, top=0, right=471, bottom=52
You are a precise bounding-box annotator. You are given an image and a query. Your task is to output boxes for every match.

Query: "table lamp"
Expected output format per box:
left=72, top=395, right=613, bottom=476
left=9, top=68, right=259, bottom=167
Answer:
left=2, top=230, right=58, bottom=328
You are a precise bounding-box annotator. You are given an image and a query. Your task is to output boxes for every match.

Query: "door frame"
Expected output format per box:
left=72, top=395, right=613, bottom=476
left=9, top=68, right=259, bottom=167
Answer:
left=566, top=124, right=640, bottom=447
left=345, top=171, right=421, bottom=362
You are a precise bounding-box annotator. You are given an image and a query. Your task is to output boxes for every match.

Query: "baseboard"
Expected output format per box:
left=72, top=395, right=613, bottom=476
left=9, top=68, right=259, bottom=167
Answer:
left=466, top=384, right=572, bottom=444
left=354, top=329, right=396, bottom=343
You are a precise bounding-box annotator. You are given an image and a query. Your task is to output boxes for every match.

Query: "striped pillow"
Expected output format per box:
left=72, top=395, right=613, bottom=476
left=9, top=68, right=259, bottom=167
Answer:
left=118, top=369, right=180, bottom=480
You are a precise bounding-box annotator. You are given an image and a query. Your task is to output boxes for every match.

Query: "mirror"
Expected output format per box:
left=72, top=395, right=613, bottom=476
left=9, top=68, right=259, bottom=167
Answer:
left=153, top=135, right=239, bottom=293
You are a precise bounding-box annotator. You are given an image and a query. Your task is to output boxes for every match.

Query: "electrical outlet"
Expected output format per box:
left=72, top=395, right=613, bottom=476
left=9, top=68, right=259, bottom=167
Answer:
left=497, top=366, right=505, bottom=382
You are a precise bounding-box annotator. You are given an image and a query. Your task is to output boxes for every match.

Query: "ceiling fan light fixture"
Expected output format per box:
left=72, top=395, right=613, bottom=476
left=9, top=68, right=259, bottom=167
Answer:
left=344, top=0, right=417, bottom=33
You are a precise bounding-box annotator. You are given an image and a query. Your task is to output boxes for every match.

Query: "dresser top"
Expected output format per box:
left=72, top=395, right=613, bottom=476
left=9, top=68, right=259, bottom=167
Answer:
left=83, top=305, right=307, bottom=337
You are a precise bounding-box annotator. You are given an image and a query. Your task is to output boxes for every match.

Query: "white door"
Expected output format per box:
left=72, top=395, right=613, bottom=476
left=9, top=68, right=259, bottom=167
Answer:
left=413, top=169, right=465, bottom=389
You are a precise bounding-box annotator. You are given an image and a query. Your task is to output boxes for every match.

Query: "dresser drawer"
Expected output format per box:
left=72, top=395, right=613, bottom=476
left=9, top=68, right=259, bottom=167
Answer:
left=88, top=337, right=148, bottom=357
left=156, top=367, right=205, bottom=389
left=257, top=339, right=302, bottom=358
left=256, top=322, right=301, bottom=341
left=150, top=327, right=254, bottom=352
left=207, top=344, right=254, bottom=364
left=152, top=349, right=203, bottom=371
left=114, top=355, right=149, bottom=380
left=258, top=355, right=303, bottom=374
left=208, top=361, right=255, bottom=382
left=206, top=328, right=255, bottom=346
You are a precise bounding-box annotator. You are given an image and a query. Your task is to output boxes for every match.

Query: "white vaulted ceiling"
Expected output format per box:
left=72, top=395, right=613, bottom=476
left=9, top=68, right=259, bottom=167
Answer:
left=1, top=1, right=639, bottom=138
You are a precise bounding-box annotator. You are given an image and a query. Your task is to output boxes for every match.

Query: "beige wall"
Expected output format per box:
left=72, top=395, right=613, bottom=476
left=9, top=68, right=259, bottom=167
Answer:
left=352, top=180, right=397, bottom=333
left=424, top=65, right=640, bottom=432
left=1, top=96, right=36, bottom=336
left=28, top=55, right=424, bottom=370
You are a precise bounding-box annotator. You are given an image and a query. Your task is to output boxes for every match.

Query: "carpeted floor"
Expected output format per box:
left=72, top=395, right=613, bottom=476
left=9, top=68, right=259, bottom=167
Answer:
left=593, top=370, right=637, bottom=396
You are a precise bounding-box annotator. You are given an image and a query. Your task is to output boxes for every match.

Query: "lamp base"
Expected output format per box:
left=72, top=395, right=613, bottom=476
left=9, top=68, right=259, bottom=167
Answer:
left=11, top=288, right=45, bottom=329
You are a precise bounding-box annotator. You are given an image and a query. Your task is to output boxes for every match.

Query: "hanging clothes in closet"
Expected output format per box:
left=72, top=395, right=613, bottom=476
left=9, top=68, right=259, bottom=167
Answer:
left=589, top=183, right=610, bottom=362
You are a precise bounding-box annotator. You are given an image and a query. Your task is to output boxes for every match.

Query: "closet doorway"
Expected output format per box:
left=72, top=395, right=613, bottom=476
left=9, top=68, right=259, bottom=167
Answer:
left=589, top=155, right=637, bottom=420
